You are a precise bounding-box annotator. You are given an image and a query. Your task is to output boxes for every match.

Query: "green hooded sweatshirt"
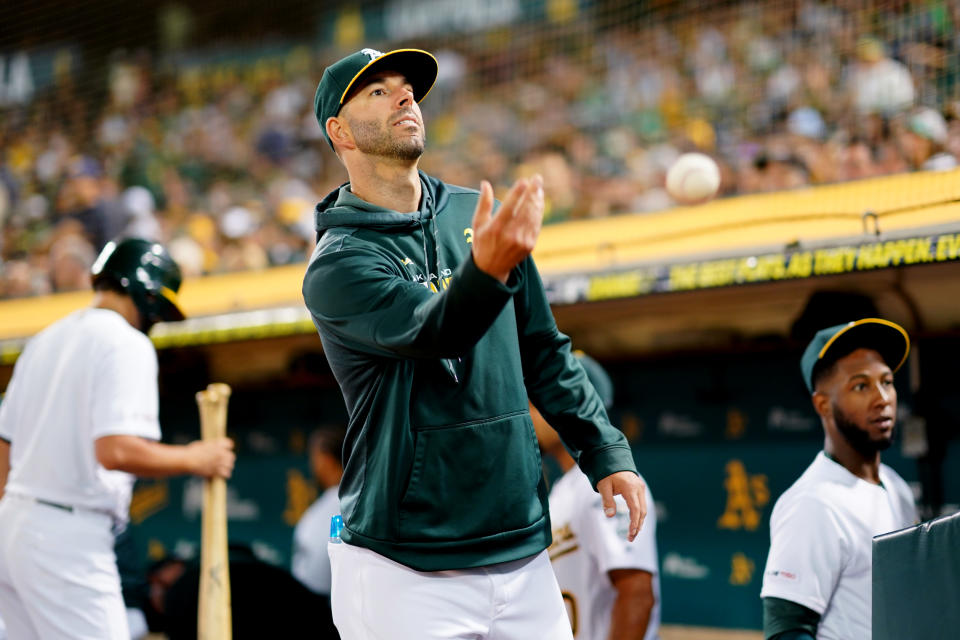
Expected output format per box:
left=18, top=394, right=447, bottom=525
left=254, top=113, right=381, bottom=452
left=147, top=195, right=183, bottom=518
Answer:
left=302, top=171, right=637, bottom=571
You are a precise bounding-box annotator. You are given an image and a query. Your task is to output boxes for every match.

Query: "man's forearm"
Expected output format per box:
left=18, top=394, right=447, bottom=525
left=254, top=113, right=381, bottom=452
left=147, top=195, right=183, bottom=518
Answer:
left=608, top=589, right=652, bottom=639
left=97, top=436, right=199, bottom=476
left=608, top=569, right=654, bottom=639
left=96, top=435, right=234, bottom=479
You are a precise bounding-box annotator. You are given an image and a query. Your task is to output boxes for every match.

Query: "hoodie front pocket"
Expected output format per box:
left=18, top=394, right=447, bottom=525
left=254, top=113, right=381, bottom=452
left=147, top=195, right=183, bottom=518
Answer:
left=398, top=412, right=543, bottom=541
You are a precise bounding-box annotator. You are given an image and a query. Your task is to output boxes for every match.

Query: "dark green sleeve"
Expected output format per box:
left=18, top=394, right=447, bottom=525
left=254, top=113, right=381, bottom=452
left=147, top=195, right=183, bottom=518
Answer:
left=513, top=257, right=637, bottom=487
left=303, top=246, right=519, bottom=360
left=763, top=596, right=820, bottom=640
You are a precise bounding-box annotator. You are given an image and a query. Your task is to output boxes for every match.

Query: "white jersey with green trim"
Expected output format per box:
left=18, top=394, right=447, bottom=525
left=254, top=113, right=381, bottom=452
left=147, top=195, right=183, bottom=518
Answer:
left=548, top=466, right=660, bottom=640
left=761, top=451, right=917, bottom=640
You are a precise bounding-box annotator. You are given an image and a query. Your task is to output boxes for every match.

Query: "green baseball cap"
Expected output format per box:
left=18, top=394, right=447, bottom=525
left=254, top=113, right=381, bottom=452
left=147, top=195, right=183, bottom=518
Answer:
left=574, top=351, right=614, bottom=410
left=314, top=47, right=438, bottom=150
left=800, top=318, right=910, bottom=394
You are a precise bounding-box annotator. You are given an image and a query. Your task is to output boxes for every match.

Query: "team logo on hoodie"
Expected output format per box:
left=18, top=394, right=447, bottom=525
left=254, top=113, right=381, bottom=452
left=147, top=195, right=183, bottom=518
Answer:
left=409, top=267, right=454, bottom=293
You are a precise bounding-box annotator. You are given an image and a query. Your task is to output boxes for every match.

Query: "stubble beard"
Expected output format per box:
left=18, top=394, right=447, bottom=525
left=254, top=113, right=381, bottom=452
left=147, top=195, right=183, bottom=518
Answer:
left=350, top=118, right=425, bottom=162
left=833, top=403, right=894, bottom=458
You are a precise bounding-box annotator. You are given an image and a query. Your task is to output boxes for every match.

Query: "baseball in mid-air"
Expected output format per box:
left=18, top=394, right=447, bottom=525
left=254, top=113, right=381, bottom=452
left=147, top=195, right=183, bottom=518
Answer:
left=666, top=152, right=721, bottom=204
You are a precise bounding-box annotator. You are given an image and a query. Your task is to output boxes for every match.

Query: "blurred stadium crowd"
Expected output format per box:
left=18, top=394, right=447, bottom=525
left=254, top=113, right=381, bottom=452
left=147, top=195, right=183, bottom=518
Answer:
left=2, top=1, right=960, bottom=299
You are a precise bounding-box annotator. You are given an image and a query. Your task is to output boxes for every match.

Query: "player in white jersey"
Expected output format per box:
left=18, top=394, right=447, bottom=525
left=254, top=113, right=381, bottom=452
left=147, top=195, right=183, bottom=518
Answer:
left=0, top=238, right=236, bottom=640
left=761, top=318, right=918, bottom=640
left=535, top=353, right=660, bottom=640
left=292, top=425, right=345, bottom=596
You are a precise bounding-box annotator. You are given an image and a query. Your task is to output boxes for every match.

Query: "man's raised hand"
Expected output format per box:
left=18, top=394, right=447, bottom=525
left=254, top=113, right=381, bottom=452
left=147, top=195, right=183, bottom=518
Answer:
left=471, top=175, right=544, bottom=283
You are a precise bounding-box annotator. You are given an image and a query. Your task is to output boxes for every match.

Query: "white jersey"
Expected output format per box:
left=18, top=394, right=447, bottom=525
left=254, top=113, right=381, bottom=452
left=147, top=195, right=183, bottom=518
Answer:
left=0, top=309, right=161, bottom=524
left=761, top=452, right=917, bottom=640
left=548, top=466, right=660, bottom=640
left=292, top=484, right=340, bottom=595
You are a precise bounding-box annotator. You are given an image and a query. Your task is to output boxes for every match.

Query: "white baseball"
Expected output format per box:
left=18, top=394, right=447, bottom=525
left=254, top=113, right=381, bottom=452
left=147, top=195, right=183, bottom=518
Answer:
left=666, top=152, right=720, bottom=204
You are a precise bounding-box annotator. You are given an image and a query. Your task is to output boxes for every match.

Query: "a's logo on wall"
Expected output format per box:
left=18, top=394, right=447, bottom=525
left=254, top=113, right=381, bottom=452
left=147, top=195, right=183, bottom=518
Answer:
left=729, top=552, right=756, bottom=585
left=361, top=48, right=384, bottom=60
left=726, top=407, right=747, bottom=439
left=717, top=459, right=770, bottom=531
left=130, top=480, right=169, bottom=524
left=284, top=469, right=318, bottom=526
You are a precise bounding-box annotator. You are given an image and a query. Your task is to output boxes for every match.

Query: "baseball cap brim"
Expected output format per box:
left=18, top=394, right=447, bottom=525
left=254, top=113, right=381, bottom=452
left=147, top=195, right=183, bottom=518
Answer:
left=158, top=286, right=186, bottom=322
left=802, top=318, right=910, bottom=392
left=337, top=49, right=438, bottom=114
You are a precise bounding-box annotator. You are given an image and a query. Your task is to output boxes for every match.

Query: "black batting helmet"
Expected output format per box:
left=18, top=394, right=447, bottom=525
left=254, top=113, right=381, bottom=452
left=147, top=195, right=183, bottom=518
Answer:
left=91, top=238, right=186, bottom=332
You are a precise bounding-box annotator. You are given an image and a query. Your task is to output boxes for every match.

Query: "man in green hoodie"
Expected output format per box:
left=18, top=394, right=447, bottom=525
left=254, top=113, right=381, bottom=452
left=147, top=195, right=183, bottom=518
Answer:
left=303, top=47, right=645, bottom=640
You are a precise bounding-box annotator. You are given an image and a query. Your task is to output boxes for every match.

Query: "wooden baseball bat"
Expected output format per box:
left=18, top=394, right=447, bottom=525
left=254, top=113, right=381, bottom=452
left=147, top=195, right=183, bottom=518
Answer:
left=196, top=383, right=232, bottom=640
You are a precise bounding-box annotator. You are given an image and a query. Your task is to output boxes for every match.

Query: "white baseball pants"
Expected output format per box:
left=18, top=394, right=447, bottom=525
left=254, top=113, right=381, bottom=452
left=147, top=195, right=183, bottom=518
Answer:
left=0, top=495, right=129, bottom=640
left=328, top=541, right=574, bottom=640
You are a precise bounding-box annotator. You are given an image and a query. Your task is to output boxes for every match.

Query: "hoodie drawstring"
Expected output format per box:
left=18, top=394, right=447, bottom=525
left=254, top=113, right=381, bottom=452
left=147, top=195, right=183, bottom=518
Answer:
left=421, top=190, right=460, bottom=385
left=417, top=218, right=430, bottom=285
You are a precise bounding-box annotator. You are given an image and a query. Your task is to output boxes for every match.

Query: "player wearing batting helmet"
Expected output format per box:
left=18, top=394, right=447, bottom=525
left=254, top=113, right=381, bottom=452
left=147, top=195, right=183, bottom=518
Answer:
left=0, top=237, right=235, bottom=640
left=761, top=319, right=918, bottom=640
left=303, top=48, right=646, bottom=640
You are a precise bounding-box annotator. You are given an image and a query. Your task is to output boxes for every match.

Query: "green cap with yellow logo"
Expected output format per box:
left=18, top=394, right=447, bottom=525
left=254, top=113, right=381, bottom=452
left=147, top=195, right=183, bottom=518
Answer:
left=800, top=318, right=910, bottom=394
left=314, top=48, right=438, bottom=150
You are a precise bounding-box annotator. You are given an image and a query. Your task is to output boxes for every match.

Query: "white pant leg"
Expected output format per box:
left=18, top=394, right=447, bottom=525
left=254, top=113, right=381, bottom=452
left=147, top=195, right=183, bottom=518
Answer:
left=330, top=542, right=492, bottom=640
left=0, top=497, right=41, bottom=640
left=0, top=585, right=37, bottom=640
left=0, top=496, right=129, bottom=640
left=485, top=551, right=573, bottom=640
left=0, top=581, right=38, bottom=640
left=328, top=543, right=572, bottom=640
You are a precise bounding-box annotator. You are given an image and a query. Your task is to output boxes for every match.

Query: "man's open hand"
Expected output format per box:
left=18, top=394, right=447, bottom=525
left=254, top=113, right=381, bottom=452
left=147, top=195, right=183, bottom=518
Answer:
left=471, top=175, right=544, bottom=283
left=597, top=471, right=647, bottom=541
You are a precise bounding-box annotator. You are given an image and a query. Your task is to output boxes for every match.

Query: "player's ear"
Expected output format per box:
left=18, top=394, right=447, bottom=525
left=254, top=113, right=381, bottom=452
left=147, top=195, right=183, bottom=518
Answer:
left=326, top=116, right=355, bottom=153
left=811, top=390, right=831, bottom=420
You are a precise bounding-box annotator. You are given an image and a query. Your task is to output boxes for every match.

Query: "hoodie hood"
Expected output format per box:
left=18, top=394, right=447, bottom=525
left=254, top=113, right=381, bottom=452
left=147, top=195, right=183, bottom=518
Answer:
left=314, top=171, right=451, bottom=240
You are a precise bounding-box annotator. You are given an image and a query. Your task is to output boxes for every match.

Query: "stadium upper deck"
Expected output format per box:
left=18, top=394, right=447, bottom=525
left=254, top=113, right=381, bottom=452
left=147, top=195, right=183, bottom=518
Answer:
left=1, top=0, right=958, bottom=300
